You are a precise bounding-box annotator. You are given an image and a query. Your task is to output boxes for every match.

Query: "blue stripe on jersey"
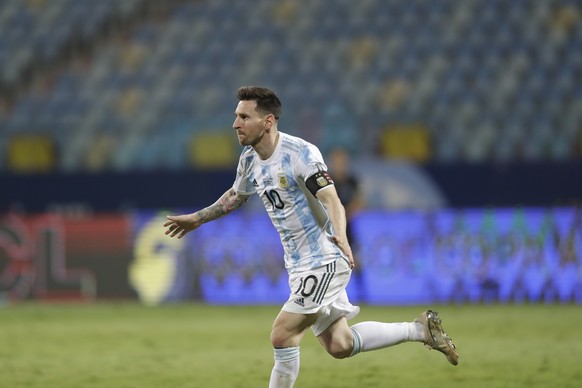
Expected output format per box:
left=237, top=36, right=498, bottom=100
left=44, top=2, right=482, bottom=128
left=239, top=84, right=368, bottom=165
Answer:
left=247, top=170, right=256, bottom=193
left=245, top=158, right=254, bottom=170
left=277, top=153, right=302, bottom=267
left=299, top=144, right=317, bottom=166
left=269, top=211, right=301, bottom=266
left=293, top=194, right=324, bottom=266
left=260, top=164, right=270, bottom=182
left=281, top=154, right=324, bottom=268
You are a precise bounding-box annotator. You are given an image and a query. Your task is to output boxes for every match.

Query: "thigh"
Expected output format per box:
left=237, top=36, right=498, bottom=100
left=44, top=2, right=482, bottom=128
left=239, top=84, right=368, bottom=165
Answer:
left=271, top=310, right=318, bottom=347
left=317, top=316, right=353, bottom=351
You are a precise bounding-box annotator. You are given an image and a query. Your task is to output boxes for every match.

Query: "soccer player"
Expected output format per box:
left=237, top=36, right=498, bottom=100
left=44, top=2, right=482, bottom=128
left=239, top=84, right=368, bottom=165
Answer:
left=163, top=86, right=458, bottom=387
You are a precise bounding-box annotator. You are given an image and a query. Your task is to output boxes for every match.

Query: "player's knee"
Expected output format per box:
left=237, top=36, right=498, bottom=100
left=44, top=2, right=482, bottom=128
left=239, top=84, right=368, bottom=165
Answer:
left=319, top=322, right=354, bottom=359
left=270, top=332, right=283, bottom=347
left=270, top=329, right=291, bottom=348
left=324, top=334, right=353, bottom=359
left=326, top=341, right=352, bottom=359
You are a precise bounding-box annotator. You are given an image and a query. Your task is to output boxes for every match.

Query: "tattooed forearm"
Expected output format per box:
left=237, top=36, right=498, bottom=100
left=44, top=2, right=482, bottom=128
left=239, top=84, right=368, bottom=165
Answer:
left=219, top=188, right=250, bottom=211
left=197, top=188, right=249, bottom=223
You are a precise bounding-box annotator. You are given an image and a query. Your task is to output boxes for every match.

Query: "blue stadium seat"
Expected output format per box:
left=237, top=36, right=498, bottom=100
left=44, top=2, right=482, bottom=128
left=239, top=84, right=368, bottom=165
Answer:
left=1, top=0, right=581, bottom=170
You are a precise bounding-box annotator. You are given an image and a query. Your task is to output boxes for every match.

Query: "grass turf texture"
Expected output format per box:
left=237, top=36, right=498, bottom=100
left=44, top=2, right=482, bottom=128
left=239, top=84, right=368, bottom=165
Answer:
left=1, top=303, right=580, bottom=387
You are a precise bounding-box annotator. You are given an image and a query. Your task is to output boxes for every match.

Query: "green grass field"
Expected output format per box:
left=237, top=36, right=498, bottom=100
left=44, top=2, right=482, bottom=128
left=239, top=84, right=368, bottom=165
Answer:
left=1, top=303, right=581, bottom=387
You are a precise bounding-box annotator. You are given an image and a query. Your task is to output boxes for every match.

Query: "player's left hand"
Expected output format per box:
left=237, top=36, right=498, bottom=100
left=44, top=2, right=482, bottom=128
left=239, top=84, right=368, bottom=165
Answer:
left=330, top=235, right=355, bottom=269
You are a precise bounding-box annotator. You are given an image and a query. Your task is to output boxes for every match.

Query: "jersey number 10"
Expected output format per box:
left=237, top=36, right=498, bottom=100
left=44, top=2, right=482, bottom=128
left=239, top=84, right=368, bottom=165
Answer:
left=263, top=189, right=285, bottom=210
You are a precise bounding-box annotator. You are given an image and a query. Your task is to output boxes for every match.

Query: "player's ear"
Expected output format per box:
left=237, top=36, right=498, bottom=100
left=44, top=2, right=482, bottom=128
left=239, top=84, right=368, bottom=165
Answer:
left=264, top=113, right=275, bottom=129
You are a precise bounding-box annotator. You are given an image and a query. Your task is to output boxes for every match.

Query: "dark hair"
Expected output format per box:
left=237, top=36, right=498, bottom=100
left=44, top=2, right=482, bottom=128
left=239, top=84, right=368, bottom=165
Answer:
left=236, top=86, right=281, bottom=120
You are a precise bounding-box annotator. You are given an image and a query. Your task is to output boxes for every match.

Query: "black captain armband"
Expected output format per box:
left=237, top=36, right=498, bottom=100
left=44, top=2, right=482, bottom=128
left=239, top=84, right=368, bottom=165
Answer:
left=306, top=171, right=334, bottom=196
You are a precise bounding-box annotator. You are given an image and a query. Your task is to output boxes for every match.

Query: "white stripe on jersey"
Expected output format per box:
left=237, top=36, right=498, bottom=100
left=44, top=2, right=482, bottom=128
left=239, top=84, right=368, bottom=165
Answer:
left=233, top=132, right=344, bottom=273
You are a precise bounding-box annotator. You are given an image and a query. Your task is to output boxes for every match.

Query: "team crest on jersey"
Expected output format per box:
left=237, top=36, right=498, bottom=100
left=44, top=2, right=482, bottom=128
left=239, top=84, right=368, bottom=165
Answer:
left=278, top=174, right=289, bottom=189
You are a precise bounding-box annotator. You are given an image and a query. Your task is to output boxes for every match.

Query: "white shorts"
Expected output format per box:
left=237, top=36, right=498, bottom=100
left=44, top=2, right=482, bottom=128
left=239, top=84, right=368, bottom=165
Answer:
left=282, top=257, right=360, bottom=336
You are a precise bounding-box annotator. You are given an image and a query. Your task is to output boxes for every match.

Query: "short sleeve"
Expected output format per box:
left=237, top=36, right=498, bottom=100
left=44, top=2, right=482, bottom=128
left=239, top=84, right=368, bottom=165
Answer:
left=232, top=153, right=257, bottom=195
left=295, top=143, right=328, bottom=181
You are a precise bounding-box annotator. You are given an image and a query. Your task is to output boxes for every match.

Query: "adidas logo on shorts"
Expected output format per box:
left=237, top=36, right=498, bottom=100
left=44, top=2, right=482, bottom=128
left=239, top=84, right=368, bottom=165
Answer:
left=294, top=297, right=305, bottom=307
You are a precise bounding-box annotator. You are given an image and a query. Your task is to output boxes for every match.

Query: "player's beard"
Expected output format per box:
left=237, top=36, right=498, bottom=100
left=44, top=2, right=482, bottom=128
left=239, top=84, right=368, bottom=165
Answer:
left=239, top=128, right=265, bottom=147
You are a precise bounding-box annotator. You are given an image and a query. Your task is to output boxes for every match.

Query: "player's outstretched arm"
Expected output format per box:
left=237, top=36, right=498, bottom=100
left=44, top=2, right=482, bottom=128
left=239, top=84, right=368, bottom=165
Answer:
left=316, top=186, right=355, bottom=268
left=164, top=188, right=250, bottom=239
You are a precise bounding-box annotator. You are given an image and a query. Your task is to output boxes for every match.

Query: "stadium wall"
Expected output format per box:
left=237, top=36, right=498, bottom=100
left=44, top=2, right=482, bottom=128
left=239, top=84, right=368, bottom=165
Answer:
left=2, top=161, right=582, bottom=212
left=1, top=208, right=580, bottom=305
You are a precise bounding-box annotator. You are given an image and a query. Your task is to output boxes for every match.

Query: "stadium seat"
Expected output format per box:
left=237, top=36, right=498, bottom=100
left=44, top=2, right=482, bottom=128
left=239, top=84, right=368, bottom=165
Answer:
left=1, top=0, right=581, bottom=170
left=7, top=134, right=56, bottom=172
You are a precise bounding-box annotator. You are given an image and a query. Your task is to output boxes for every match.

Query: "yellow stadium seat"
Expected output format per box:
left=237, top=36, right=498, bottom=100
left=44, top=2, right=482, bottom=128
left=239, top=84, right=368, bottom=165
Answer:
left=8, top=135, right=56, bottom=172
left=381, top=124, right=431, bottom=162
left=189, top=131, right=237, bottom=168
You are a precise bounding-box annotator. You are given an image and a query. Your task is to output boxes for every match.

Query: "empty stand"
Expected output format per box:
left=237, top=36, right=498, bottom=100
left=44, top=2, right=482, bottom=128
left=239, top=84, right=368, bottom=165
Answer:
left=0, top=0, right=580, bottom=171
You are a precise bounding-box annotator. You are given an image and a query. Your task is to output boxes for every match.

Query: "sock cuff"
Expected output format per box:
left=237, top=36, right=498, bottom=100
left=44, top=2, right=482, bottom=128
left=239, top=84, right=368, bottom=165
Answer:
left=350, top=328, right=362, bottom=357
left=274, top=347, right=300, bottom=362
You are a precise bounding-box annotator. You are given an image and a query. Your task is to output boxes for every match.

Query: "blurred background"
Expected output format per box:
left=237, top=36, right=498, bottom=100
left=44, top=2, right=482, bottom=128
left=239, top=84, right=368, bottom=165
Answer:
left=0, top=0, right=581, bottom=305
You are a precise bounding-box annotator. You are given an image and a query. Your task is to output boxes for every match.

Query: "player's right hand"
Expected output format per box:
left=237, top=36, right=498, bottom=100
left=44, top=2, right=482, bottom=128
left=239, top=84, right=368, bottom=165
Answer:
left=163, top=214, right=201, bottom=239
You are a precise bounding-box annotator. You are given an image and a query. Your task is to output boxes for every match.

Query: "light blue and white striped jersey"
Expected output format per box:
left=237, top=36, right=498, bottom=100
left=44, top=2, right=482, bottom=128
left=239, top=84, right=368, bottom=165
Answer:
left=233, top=132, right=345, bottom=273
